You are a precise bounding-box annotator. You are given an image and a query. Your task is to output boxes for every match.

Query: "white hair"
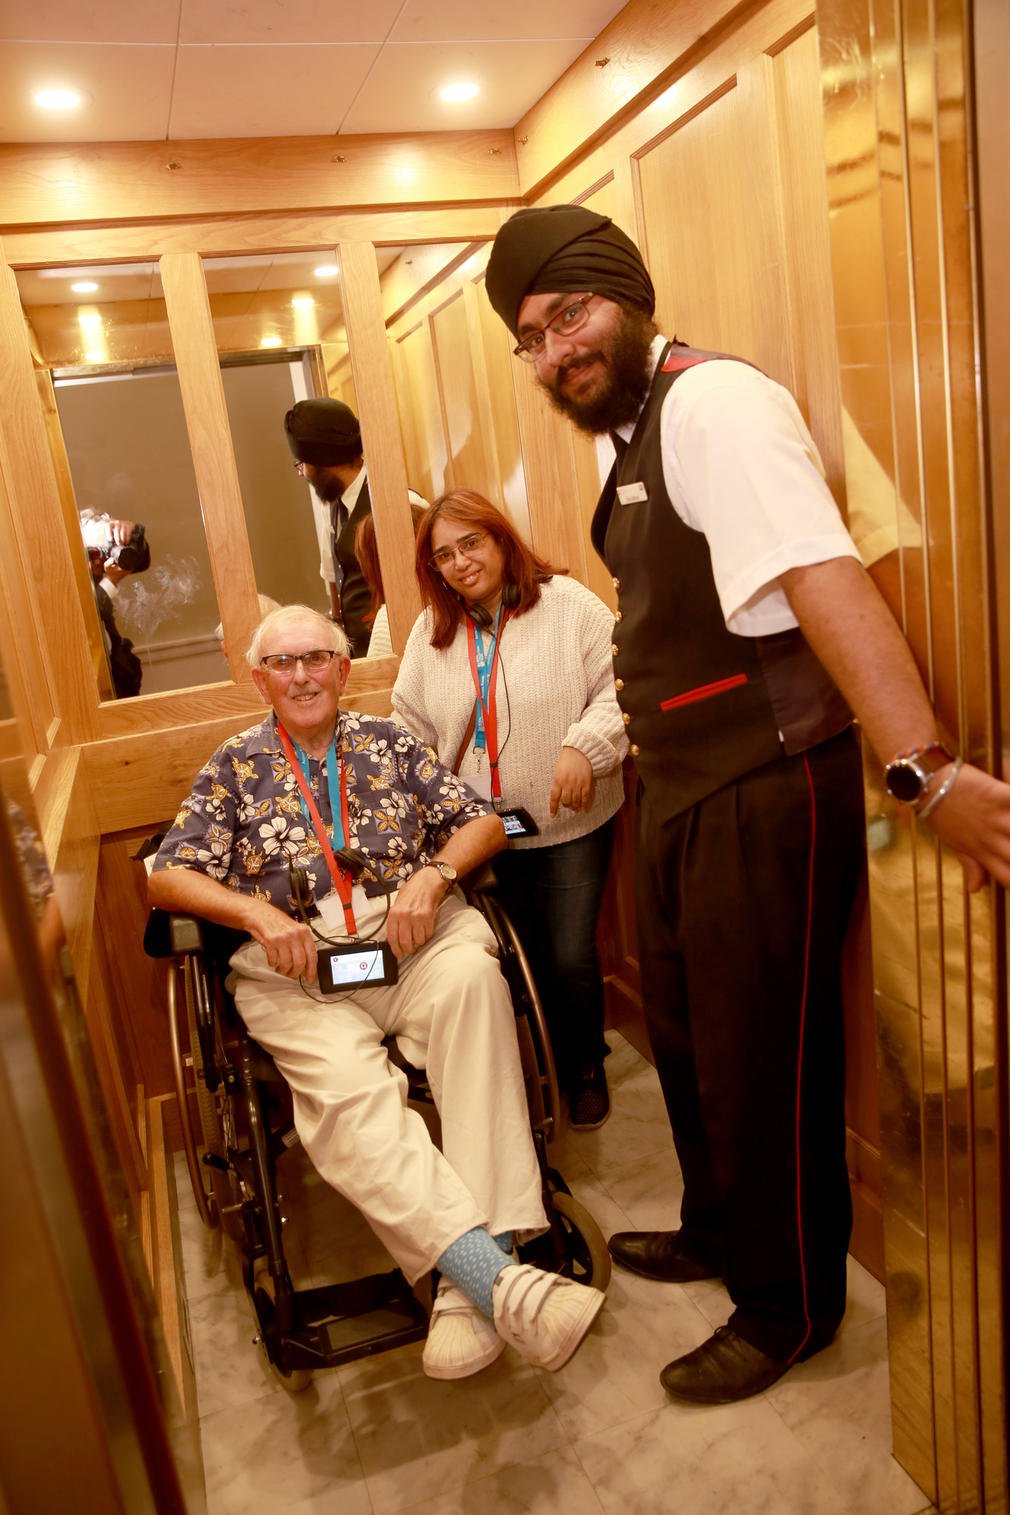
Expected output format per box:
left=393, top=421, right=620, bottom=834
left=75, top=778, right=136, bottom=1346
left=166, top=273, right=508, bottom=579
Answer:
left=246, top=604, right=349, bottom=668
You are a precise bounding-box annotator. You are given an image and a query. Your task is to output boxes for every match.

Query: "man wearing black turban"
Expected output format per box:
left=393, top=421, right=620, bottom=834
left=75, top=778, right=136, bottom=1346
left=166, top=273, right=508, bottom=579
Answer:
left=486, top=203, right=1010, bottom=1405
left=284, top=397, right=426, bottom=657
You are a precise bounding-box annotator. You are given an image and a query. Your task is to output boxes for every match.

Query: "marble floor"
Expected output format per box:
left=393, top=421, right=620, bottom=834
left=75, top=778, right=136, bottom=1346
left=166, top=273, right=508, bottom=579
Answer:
left=176, top=1032, right=935, bottom=1515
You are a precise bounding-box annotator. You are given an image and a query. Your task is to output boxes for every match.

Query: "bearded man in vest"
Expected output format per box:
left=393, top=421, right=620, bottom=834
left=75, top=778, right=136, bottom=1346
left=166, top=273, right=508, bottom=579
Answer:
left=485, top=204, right=1010, bottom=1404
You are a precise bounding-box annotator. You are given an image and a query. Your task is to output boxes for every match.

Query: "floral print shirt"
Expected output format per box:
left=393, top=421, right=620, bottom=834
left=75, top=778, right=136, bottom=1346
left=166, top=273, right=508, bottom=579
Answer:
left=152, top=710, right=492, bottom=912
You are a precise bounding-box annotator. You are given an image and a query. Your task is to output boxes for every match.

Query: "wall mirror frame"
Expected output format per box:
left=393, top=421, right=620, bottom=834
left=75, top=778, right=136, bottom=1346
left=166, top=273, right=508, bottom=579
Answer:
left=0, top=223, right=506, bottom=812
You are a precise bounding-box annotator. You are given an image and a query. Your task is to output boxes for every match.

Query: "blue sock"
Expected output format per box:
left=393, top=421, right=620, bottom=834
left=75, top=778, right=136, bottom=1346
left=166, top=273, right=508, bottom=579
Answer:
left=436, top=1227, right=518, bottom=1318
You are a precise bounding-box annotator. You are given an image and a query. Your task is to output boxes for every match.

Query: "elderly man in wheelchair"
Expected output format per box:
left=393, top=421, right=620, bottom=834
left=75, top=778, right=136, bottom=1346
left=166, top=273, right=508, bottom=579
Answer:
left=148, top=603, right=605, bottom=1382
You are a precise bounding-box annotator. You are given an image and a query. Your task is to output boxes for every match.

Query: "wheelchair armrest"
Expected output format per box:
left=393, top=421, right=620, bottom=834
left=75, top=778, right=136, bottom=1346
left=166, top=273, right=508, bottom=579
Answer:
left=143, top=909, right=249, bottom=970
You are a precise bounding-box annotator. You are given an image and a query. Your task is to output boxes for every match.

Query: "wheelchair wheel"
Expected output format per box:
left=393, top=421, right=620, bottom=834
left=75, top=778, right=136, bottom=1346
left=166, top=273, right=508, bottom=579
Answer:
left=168, top=957, right=244, bottom=1239
left=252, top=1261, right=313, bottom=1393
left=551, top=1190, right=612, bottom=1292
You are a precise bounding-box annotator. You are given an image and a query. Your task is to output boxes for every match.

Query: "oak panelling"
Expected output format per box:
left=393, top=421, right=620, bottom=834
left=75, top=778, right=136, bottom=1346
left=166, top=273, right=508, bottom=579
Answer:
left=429, top=291, right=493, bottom=498
left=0, top=133, right=519, bottom=233
left=394, top=322, right=450, bottom=507
left=159, top=252, right=261, bottom=685
left=84, top=943, right=148, bottom=1206
left=34, top=370, right=114, bottom=698
left=338, top=240, right=421, bottom=656
left=0, top=248, right=99, bottom=748
left=2, top=209, right=510, bottom=272
left=35, top=746, right=101, bottom=1002
left=96, top=828, right=175, bottom=1100
left=513, top=0, right=747, bottom=197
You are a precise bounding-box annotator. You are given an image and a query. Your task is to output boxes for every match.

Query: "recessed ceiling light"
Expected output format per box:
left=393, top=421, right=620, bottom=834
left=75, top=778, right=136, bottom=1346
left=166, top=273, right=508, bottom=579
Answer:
left=71, top=280, right=99, bottom=294
left=439, top=81, right=480, bottom=104
left=291, top=295, right=315, bottom=310
left=313, top=264, right=339, bottom=279
left=33, top=87, right=85, bottom=112
left=260, top=335, right=282, bottom=349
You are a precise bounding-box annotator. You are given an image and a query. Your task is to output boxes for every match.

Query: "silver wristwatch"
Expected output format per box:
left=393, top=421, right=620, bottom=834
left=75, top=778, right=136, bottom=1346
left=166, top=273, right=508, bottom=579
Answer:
left=883, top=743, right=954, bottom=805
left=425, top=859, right=458, bottom=886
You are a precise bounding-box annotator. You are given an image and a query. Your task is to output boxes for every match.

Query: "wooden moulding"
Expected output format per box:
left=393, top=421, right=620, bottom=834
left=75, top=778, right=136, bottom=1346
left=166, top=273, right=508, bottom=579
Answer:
left=513, top=0, right=766, bottom=198
left=0, top=131, right=519, bottom=234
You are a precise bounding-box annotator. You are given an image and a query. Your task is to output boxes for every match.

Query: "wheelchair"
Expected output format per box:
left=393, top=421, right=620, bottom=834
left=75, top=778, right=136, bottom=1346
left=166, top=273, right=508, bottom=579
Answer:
left=145, top=878, right=611, bottom=1392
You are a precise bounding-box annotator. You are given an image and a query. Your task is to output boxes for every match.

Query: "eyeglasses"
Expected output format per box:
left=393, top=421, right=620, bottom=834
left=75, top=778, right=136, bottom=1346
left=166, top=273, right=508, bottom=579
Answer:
left=428, top=530, right=490, bottom=570
left=513, top=294, right=597, bottom=362
left=260, top=649, right=337, bottom=675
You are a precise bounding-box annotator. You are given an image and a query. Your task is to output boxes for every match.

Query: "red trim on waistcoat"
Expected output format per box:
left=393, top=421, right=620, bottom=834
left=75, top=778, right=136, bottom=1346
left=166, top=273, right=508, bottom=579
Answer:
left=787, top=752, right=817, bottom=1365
left=662, top=352, right=709, bottom=373
left=659, top=673, right=748, bottom=711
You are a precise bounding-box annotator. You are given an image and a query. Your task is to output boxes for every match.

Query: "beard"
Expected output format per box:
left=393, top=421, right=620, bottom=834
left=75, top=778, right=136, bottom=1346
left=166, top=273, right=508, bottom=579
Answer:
left=539, top=307, right=657, bottom=434
left=308, top=467, right=344, bottom=505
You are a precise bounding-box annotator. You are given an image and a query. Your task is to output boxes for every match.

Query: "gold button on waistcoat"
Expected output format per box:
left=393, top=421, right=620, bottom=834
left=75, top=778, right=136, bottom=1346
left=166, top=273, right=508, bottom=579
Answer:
left=612, top=576, right=621, bottom=589
left=614, top=678, right=624, bottom=691
left=612, top=643, right=620, bottom=657
left=622, top=712, right=632, bottom=726
left=629, top=743, right=641, bottom=757
left=614, top=610, right=623, bottom=623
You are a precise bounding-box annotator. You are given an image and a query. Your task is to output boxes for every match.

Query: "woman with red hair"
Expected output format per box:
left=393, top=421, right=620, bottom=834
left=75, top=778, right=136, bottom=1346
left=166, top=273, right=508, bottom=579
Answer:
left=393, top=489, right=626, bottom=1128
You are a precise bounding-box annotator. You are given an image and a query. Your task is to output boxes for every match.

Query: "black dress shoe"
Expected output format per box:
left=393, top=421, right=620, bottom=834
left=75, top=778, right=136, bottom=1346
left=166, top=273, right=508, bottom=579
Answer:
left=660, top=1326, right=790, bottom=1404
left=607, top=1230, right=719, bottom=1283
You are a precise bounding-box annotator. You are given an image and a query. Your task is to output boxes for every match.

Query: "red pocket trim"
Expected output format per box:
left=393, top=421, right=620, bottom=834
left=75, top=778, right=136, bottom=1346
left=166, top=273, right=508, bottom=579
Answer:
left=660, top=673, right=748, bottom=711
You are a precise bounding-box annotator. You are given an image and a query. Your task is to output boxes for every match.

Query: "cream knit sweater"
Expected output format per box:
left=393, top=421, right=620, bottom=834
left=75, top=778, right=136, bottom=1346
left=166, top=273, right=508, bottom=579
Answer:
left=392, top=575, right=627, bottom=850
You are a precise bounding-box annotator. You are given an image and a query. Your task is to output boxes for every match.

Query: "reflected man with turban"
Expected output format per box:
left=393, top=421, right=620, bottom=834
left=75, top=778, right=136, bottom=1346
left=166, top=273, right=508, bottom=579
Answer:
left=486, top=204, right=1010, bottom=1404
left=285, top=397, right=426, bottom=658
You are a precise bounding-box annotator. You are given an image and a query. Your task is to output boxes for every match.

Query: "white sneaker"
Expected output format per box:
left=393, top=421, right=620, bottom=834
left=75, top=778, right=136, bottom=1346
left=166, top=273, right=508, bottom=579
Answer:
left=492, top=1263, right=605, bottom=1371
left=422, top=1279, right=506, bottom=1380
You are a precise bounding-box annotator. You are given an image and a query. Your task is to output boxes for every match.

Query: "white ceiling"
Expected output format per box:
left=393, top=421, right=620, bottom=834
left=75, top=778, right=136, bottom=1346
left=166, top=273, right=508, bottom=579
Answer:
left=0, top=0, right=629, bottom=143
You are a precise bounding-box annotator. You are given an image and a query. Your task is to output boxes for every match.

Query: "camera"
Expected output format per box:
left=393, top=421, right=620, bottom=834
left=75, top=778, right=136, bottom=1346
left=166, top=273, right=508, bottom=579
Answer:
left=104, top=522, right=151, bottom=574
left=316, top=940, right=398, bottom=993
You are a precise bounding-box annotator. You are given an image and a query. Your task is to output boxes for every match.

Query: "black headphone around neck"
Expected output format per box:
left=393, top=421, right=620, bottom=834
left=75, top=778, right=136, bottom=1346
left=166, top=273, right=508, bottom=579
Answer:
left=465, top=581, right=520, bottom=630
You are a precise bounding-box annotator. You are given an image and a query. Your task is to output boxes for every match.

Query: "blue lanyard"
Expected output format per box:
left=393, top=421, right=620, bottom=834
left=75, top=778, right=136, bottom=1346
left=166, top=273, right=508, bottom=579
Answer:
left=290, top=737, right=346, bottom=850
left=471, top=605, right=502, bottom=752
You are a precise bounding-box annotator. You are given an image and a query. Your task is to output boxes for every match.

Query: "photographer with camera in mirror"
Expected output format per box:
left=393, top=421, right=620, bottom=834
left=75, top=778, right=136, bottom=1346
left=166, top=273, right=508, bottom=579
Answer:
left=79, top=509, right=151, bottom=699
left=148, top=602, right=606, bottom=1380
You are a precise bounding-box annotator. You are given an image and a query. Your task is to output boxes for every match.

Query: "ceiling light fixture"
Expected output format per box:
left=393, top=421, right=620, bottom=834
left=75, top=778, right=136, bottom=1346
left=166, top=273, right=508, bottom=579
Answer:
left=260, top=335, right=282, bottom=349
left=33, top=87, right=85, bottom=111
left=71, top=280, right=99, bottom=294
left=291, top=295, right=315, bottom=310
left=439, top=81, right=480, bottom=104
left=313, top=264, right=339, bottom=279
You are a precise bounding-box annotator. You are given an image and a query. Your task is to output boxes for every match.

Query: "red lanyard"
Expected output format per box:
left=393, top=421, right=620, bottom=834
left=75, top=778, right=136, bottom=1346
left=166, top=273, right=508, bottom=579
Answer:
left=276, top=723, right=357, bottom=934
left=465, top=610, right=508, bottom=799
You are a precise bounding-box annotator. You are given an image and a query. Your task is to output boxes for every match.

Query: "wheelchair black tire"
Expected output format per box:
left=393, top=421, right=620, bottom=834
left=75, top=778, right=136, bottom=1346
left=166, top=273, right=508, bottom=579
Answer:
left=252, top=1261, right=313, bottom=1393
left=550, top=1190, right=612, bottom=1292
left=183, top=959, right=244, bottom=1242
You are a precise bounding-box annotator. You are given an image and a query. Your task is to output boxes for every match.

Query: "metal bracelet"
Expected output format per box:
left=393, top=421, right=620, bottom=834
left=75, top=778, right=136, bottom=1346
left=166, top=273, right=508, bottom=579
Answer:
left=916, top=757, right=964, bottom=821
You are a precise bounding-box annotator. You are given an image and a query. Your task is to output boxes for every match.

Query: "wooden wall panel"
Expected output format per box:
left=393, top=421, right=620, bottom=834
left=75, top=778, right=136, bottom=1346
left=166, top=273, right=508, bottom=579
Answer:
left=430, top=291, right=493, bottom=497
left=394, top=322, right=450, bottom=506
left=338, top=240, right=421, bottom=655
left=0, top=132, right=518, bottom=231
left=160, top=252, right=261, bottom=684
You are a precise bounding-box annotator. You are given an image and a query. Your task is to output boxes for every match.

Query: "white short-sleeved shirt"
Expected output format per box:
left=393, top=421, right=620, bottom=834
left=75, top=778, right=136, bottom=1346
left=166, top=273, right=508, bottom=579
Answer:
left=615, top=340, right=861, bottom=637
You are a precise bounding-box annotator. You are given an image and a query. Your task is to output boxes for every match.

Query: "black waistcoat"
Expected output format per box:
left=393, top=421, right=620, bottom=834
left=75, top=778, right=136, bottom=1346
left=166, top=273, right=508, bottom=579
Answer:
left=590, top=345, right=851, bottom=820
left=331, top=475, right=372, bottom=657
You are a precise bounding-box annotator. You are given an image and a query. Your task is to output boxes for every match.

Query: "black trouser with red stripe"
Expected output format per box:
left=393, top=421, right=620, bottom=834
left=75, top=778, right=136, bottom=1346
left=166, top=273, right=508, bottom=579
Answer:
left=634, top=727, right=865, bottom=1361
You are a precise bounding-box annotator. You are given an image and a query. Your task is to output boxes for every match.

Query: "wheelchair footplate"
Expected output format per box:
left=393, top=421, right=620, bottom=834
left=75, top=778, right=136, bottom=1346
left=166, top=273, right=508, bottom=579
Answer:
left=251, top=1264, right=429, bottom=1372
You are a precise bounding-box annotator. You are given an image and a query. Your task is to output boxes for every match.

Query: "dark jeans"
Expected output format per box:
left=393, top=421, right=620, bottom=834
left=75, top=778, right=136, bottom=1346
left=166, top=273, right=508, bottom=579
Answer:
left=491, top=817, right=616, bottom=1089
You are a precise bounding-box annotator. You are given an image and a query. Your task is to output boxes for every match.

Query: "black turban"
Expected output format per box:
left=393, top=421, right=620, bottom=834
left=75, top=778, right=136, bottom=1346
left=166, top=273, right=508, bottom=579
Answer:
left=284, top=398, right=362, bottom=467
left=486, top=205, right=656, bottom=336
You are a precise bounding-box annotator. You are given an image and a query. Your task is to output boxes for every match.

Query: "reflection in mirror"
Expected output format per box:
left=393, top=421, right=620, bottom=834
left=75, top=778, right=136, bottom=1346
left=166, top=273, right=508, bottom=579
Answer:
left=201, top=248, right=418, bottom=659
left=14, top=262, right=227, bottom=698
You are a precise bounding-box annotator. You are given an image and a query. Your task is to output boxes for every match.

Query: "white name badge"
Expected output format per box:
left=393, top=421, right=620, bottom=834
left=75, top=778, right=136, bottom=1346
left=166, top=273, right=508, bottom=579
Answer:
left=460, top=770, right=493, bottom=802
left=617, top=481, right=648, bottom=505
left=316, top=885, right=370, bottom=932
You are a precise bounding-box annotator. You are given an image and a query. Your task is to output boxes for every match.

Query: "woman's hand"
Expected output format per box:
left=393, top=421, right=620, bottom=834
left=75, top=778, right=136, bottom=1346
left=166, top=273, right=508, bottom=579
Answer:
left=549, top=747, right=595, bottom=816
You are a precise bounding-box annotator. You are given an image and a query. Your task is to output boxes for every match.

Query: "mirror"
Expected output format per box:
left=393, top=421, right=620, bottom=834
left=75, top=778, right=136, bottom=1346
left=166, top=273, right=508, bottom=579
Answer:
left=201, top=247, right=418, bottom=659
left=14, top=262, right=227, bottom=699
